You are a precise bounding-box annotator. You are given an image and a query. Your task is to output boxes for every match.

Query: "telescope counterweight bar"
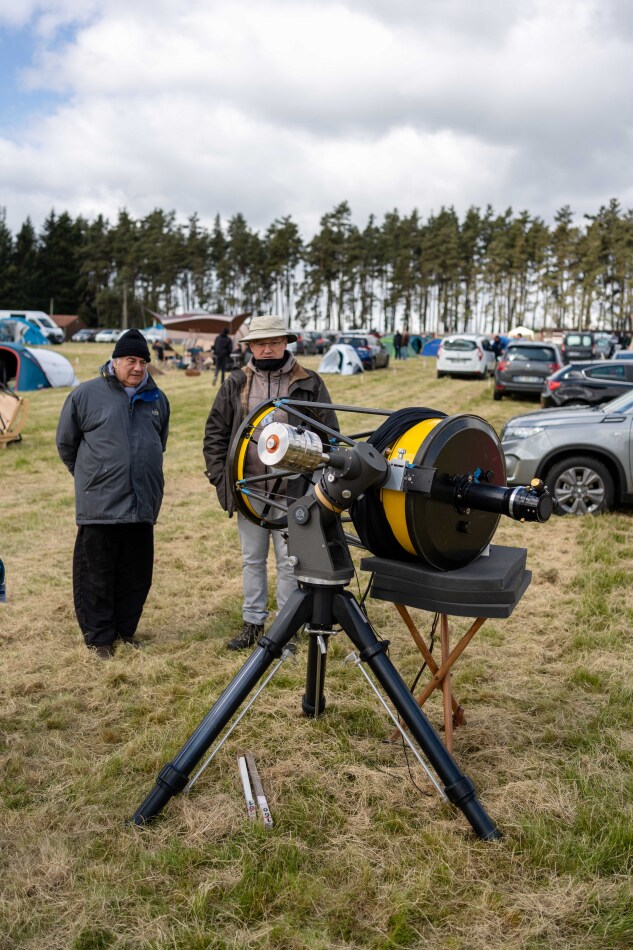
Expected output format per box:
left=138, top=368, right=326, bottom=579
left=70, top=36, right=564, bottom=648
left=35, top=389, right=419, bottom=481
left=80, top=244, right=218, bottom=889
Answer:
left=277, top=400, right=394, bottom=416
left=273, top=402, right=356, bottom=446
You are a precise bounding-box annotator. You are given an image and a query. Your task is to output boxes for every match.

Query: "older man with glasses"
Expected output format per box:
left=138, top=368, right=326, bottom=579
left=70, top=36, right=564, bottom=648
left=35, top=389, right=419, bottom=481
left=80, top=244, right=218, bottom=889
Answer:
left=203, top=315, right=338, bottom=650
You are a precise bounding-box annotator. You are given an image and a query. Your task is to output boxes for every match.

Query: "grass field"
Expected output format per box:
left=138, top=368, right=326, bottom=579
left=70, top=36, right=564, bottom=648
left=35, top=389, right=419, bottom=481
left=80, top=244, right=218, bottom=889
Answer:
left=1, top=345, right=632, bottom=949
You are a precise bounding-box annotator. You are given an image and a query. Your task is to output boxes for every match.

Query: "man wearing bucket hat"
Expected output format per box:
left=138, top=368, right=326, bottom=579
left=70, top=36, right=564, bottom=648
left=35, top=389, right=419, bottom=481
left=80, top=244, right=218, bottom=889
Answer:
left=57, top=329, right=170, bottom=659
left=203, top=315, right=338, bottom=650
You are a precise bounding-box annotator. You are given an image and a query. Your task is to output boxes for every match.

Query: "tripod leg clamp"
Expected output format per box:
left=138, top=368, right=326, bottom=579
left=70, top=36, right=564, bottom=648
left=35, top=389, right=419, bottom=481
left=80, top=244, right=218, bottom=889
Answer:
left=257, top=635, right=285, bottom=659
left=156, top=763, right=189, bottom=795
left=359, top=640, right=390, bottom=663
left=444, top=776, right=476, bottom=807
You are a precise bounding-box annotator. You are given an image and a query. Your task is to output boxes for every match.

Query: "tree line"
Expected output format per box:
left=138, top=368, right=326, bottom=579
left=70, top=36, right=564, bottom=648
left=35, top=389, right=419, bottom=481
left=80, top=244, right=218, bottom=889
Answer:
left=1, top=199, right=632, bottom=335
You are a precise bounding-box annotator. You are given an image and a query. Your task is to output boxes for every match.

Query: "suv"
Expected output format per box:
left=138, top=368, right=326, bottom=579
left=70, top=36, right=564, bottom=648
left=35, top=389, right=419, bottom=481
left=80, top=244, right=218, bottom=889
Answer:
left=561, top=331, right=596, bottom=362
left=494, top=341, right=562, bottom=400
left=541, top=360, right=633, bottom=408
left=502, top=389, right=633, bottom=514
left=436, top=334, right=496, bottom=378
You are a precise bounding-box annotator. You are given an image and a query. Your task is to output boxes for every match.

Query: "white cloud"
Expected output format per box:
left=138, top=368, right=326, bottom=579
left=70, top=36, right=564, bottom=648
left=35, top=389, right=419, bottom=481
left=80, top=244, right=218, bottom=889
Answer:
left=1, top=0, right=633, bottom=234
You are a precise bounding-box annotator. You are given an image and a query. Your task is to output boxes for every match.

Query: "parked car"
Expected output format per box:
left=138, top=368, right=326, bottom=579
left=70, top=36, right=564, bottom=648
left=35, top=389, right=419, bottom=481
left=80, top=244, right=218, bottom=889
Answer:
left=501, top=390, right=633, bottom=514
left=561, top=331, right=596, bottom=362
left=494, top=341, right=562, bottom=400
left=337, top=334, right=390, bottom=369
left=541, top=360, right=633, bottom=408
left=594, top=332, right=617, bottom=359
left=71, top=328, right=98, bottom=342
left=94, top=329, right=124, bottom=343
left=436, top=334, right=496, bottom=379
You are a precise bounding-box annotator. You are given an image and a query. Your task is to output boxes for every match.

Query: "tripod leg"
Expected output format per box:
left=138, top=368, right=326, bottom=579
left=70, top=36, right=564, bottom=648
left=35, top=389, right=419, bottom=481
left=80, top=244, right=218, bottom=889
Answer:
left=131, top=588, right=313, bottom=825
left=302, top=631, right=328, bottom=717
left=333, top=590, right=500, bottom=841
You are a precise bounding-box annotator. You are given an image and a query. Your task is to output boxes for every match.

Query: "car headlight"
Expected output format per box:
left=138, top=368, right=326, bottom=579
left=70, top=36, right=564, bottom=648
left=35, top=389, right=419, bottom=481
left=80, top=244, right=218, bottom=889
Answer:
left=502, top=425, right=545, bottom=441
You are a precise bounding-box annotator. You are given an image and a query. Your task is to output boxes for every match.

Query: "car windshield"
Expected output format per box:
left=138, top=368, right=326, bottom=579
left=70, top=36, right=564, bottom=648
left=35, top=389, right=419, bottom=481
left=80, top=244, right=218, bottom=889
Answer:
left=507, top=346, right=556, bottom=362
left=339, top=336, right=368, bottom=346
left=444, top=339, right=477, bottom=351
left=565, top=333, right=592, bottom=346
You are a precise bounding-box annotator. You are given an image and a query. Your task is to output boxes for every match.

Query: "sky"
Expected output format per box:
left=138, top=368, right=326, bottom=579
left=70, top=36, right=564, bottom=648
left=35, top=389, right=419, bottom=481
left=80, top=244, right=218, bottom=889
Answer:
left=1, top=0, right=633, bottom=237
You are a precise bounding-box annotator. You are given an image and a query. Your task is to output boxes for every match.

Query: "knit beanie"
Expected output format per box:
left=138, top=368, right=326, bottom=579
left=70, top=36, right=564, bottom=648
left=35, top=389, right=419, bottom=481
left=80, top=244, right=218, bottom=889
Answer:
left=112, top=329, right=151, bottom=362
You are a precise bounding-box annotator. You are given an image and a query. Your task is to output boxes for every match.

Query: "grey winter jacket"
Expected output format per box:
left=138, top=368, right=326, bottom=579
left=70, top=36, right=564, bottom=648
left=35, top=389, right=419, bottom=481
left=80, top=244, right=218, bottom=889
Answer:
left=203, top=360, right=337, bottom=515
left=56, top=364, right=170, bottom=525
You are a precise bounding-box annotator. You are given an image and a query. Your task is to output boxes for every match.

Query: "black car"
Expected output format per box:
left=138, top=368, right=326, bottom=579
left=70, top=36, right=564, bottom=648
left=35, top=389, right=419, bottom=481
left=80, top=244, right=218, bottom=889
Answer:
left=541, top=360, right=633, bottom=408
left=493, top=341, right=563, bottom=401
left=561, top=331, right=596, bottom=362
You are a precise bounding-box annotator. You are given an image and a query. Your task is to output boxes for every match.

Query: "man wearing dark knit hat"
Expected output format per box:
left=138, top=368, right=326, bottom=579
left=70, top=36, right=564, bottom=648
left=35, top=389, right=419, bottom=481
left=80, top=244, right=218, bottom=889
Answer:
left=56, top=329, right=170, bottom=659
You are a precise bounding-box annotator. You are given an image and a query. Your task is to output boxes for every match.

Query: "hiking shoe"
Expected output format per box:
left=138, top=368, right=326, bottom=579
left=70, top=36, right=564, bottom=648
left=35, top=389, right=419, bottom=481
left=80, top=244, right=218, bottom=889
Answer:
left=227, top=622, right=264, bottom=651
left=90, top=645, right=114, bottom=660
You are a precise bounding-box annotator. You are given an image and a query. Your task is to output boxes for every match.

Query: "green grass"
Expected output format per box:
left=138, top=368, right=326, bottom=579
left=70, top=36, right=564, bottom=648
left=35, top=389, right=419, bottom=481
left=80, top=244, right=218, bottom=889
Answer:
left=0, top=344, right=632, bottom=948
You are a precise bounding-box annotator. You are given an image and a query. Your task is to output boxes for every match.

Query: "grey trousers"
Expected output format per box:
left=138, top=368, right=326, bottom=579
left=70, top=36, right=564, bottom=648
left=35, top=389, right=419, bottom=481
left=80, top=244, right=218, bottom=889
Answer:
left=236, top=511, right=298, bottom=625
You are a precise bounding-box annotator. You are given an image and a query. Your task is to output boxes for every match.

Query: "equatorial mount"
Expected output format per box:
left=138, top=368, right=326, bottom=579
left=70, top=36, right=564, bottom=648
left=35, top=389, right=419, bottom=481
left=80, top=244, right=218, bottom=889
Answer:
left=131, top=399, right=554, bottom=838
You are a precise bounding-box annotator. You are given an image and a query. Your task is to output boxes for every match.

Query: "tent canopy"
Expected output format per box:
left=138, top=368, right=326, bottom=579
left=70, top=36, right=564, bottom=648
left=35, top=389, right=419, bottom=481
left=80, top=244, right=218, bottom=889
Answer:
left=149, top=311, right=250, bottom=337
left=0, top=343, right=78, bottom=391
left=507, top=325, right=535, bottom=339
left=0, top=317, right=49, bottom=346
left=318, top=344, right=364, bottom=375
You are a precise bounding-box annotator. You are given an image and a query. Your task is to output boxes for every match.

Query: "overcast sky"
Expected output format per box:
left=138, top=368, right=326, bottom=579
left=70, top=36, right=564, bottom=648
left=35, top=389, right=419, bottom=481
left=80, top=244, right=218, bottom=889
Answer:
left=1, top=0, right=632, bottom=237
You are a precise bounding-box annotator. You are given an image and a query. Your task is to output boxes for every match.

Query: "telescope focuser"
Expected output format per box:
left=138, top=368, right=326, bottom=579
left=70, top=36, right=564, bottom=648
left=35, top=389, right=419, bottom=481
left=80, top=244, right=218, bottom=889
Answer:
left=450, top=473, right=555, bottom=523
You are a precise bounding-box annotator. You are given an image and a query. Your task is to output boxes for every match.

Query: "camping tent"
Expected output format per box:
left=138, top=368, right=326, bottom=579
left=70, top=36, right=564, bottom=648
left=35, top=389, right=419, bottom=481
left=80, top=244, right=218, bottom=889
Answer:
left=0, top=317, right=49, bottom=346
left=318, top=344, right=364, bottom=375
left=0, top=343, right=79, bottom=391
left=507, top=325, right=535, bottom=339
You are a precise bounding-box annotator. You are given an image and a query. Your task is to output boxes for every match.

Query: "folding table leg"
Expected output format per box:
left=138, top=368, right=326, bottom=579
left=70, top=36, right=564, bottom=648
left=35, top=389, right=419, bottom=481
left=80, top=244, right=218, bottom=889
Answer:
left=441, top=614, right=453, bottom=752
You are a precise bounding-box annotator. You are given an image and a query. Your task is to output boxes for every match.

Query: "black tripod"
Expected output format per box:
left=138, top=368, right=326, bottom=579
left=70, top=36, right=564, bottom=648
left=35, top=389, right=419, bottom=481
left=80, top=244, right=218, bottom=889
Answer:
left=132, top=497, right=500, bottom=839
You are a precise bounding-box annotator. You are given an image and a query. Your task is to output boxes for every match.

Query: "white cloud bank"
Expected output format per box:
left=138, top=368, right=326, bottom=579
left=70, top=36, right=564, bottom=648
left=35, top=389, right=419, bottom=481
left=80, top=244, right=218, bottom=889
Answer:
left=1, top=0, right=633, bottom=233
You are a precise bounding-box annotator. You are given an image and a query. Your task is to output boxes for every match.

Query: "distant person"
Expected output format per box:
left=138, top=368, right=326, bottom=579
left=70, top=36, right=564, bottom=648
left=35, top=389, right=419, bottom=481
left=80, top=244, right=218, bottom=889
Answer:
left=401, top=330, right=410, bottom=359
left=213, top=328, right=233, bottom=384
left=203, top=315, right=337, bottom=651
left=152, top=339, right=166, bottom=362
left=56, top=329, right=170, bottom=659
left=393, top=330, right=403, bottom=359
left=491, top=335, right=504, bottom=359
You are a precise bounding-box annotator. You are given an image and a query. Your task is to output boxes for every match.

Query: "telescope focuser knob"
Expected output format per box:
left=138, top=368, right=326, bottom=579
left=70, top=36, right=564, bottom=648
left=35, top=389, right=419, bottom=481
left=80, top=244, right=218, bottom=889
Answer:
left=530, top=478, right=545, bottom=494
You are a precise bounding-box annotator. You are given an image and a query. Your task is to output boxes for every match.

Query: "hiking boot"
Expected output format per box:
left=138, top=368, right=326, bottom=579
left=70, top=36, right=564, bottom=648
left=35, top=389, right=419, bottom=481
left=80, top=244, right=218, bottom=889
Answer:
left=227, top=622, right=264, bottom=651
left=90, top=645, right=114, bottom=660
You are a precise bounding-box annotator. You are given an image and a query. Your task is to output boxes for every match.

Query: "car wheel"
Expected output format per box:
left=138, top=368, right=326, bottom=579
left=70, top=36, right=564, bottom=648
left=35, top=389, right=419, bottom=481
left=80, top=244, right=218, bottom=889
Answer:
left=385, top=357, right=390, bottom=368
left=437, top=371, right=445, bottom=379
left=370, top=357, right=377, bottom=370
left=493, top=390, right=503, bottom=401
left=545, top=456, right=614, bottom=516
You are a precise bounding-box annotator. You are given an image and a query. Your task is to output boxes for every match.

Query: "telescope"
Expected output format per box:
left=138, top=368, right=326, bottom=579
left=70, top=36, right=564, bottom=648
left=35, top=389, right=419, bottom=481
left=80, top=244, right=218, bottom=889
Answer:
left=132, top=400, right=554, bottom=840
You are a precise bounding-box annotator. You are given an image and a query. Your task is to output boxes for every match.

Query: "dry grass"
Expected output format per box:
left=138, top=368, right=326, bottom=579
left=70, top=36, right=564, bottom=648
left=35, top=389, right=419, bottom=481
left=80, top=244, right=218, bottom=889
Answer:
left=1, top=345, right=632, bottom=949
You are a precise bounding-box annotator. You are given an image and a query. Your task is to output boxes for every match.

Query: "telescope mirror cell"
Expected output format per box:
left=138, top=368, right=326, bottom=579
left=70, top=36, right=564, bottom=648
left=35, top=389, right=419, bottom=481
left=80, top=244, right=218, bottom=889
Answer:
left=258, top=421, right=326, bottom=473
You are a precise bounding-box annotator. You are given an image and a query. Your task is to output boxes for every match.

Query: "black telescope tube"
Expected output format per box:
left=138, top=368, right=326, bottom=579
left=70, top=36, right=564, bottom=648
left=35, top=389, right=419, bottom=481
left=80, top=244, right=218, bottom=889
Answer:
left=457, top=481, right=554, bottom=523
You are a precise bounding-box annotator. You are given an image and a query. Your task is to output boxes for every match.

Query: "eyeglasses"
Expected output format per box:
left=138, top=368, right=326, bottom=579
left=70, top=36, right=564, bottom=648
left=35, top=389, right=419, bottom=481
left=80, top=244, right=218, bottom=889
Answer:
left=250, top=338, right=287, bottom=349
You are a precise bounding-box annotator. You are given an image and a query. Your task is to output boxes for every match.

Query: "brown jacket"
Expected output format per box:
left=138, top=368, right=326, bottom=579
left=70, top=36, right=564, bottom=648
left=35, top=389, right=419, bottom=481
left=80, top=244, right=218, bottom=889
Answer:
left=203, top=360, right=338, bottom=515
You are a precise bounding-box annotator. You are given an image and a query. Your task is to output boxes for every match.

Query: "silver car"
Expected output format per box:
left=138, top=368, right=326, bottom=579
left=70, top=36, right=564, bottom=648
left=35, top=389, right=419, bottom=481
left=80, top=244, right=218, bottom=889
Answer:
left=501, top=390, right=633, bottom=514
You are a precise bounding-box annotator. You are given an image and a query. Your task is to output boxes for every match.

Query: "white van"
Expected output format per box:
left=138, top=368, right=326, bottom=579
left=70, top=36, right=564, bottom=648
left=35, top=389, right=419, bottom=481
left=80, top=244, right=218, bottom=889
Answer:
left=0, top=310, right=64, bottom=344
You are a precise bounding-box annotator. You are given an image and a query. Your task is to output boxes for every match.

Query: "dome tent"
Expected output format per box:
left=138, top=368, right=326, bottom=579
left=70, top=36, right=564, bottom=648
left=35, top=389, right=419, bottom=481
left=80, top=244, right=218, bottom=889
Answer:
left=318, top=344, right=364, bottom=375
left=0, top=343, right=78, bottom=391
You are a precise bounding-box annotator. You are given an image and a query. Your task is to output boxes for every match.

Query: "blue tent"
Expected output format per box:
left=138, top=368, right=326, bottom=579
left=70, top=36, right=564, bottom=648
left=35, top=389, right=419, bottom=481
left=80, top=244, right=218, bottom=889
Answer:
left=0, top=343, right=51, bottom=390
left=0, top=317, right=49, bottom=346
left=422, top=338, right=443, bottom=357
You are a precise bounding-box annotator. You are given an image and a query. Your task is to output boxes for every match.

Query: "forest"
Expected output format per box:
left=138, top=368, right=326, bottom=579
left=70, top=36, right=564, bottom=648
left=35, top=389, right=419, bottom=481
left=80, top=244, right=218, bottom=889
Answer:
left=1, top=198, right=632, bottom=335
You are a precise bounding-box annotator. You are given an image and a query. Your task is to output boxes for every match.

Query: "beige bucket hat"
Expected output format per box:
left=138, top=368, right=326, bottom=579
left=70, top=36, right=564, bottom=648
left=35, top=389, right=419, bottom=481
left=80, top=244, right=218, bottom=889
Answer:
left=240, top=315, right=297, bottom=344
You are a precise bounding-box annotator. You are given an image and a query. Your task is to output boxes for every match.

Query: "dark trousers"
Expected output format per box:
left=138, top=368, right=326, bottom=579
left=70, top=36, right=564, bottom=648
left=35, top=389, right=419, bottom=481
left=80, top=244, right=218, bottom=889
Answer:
left=73, top=524, right=154, bottom=647
left=213, top=356, right=228, bottom=384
